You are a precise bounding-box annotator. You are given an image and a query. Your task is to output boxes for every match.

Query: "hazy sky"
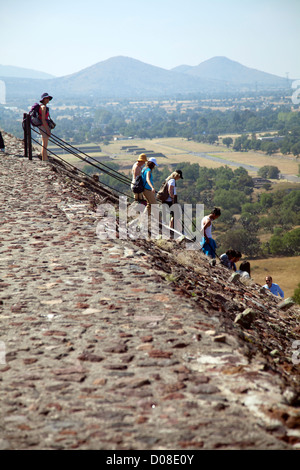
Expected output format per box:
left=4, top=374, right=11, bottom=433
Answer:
left=1, top=0, right=299, bottom=79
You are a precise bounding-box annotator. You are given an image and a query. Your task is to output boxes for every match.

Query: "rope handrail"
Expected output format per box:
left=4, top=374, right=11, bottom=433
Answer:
left=30, top=126, right=131, bottom=186
left=26, top=117, right=202, bottom=245
left=31, top=133, right=134, bottom=201
left=50, top=133, right=132, bottom=185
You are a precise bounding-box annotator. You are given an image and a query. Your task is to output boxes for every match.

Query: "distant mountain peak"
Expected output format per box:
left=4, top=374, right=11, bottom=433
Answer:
left=172, top=56, right=287, bottom=85
left=2, top=55, right=290, bottom=103
left=0, top=64, right=55, bottom=80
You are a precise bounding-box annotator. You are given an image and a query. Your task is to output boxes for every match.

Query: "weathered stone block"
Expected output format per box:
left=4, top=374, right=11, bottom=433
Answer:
left=278, top=297, right=295, bottom=311
left=234, top=308, right=257, bottom=328
left=229, top=272, right=240, bottom=284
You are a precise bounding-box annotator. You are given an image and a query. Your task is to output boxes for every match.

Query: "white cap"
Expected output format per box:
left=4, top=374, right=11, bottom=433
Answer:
left=148, top=157, right=158, bottom=166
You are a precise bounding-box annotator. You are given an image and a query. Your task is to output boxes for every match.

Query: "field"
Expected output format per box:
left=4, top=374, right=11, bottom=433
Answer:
left=248, top=256, right=300, bottom=299
left=48, top=137, right=300, bottom=179
left=100, top=137, right=300, bottom=178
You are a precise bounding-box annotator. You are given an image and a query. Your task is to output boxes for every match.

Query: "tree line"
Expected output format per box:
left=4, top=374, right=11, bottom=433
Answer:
left=87, top=105, right=300, bottom=157
left=1, top=99, right=300, bottom=157
left=100, top=106, right=299, bottom=157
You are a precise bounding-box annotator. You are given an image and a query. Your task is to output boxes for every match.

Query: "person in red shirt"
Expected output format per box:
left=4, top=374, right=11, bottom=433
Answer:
left=39, top=93, right=52, bottom=161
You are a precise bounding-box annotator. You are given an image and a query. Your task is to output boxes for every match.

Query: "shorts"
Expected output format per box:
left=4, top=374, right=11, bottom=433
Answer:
left=39, top=126, right=50, bottom=138
left=143, top=188, right=157, bottom=214
left=164, top=200, right=174, bottom=217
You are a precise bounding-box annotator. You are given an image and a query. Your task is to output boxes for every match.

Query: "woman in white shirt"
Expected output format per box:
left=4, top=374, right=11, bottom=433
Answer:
left=236, top=261, right=251, bottom=279
left=165, top=170, right=183, bottom=228
left=200, top=207, right=221, bottom=258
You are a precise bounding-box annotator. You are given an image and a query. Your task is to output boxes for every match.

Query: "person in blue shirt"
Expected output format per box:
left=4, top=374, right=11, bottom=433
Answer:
left=141, top=157, right=158, bottom=215
left=263, top=276, right=284, bottom=298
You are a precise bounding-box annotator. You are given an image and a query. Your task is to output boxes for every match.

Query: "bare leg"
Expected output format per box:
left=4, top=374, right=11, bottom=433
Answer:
left=41, top=135, right=49, bottom=161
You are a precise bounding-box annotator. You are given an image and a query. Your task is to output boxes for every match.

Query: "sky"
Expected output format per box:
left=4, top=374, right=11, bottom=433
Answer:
left=1, top=0, right=300, bottom=79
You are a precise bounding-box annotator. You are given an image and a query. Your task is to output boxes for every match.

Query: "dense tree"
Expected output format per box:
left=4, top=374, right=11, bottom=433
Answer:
left=213, top=188, right=247, bottom=213
left=258, top=165, right=280, bottom=179
left=222, top=137, right=233, bottom=147
left=291, top=142, right=300, bottom=157
left=241, top=202, right=262, bottom=215
left=282, top=190, right=300, bottom=215
left=207, top=134, right=218, bottom=144
left=218, top=228, right=260, bottom=257
left=259, top=215, right=276, bottom=232
left=233, top=134, right=252, bottom=152
left=261, top=141, right=279, bottom=155
left=230, top=167, right=254, bottom=194
left=269, top=228, right=300, bottom=256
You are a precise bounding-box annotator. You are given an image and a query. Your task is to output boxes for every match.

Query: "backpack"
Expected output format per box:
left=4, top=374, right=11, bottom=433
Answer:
left=156, top=180, right=170, bottom=202
left=132, top=175, right=144, bottom=194
left=29, top=103, right=42, bottom=127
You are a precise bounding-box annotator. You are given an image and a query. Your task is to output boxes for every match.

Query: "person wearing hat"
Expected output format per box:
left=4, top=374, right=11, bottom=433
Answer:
left=141, top=157, right=158, bottom=215
left=131, top=153, right=147, bottom=201
left=39, top=93, right=53, bottom=161
left=164, top=170, right=183, bottom=229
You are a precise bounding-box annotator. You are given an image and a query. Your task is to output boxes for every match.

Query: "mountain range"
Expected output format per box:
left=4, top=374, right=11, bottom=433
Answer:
left=0, top=65, right=55, bottom=80
left=172, top=56, right=289, bottom=86
left=0, top=56, right=291, bottom=103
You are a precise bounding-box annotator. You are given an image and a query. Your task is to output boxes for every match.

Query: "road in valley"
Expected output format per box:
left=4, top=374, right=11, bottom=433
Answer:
left=156, top=139, right=300, bottom=183
left=190, top=151, right=300, bottom=183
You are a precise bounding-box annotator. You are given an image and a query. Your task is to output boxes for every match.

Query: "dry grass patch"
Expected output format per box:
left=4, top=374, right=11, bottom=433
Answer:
left=48, top=137, right=300, bottom=178
left=107, top=138, right=300, bottom=175
left=105, top=138, right=232, bottom=169
left=220, top=150, right=299, bottom=175
left=248, top=256, right=300, bottom=298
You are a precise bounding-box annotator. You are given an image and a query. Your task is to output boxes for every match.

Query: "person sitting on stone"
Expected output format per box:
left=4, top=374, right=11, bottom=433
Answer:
left=219, top=249, right=236, bottom=270
left=231, top=251, right=242, bottom=272
left=236, top=261, right=251, bottom=278
left=263, top=276, right=284, bottom=298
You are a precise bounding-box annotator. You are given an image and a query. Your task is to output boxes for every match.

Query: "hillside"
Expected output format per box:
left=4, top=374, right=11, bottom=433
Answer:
left=50, top=56, right=217, bottom=97
left=172, top=56, right=290, bottom=88
left=0, top=64, right=55, bottom=80
left=2, top=56, right=291, bottom=104
left=0, top=132, right=299, bottom=451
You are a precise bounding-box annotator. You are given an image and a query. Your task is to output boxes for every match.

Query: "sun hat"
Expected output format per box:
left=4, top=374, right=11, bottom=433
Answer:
left=148, top=157, right=158, bottom=166
left=40, top=93, right=53, bottom=102
left=175, top=169, right=183, bottom=179
left=137, top=153, right=147, bottom=162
